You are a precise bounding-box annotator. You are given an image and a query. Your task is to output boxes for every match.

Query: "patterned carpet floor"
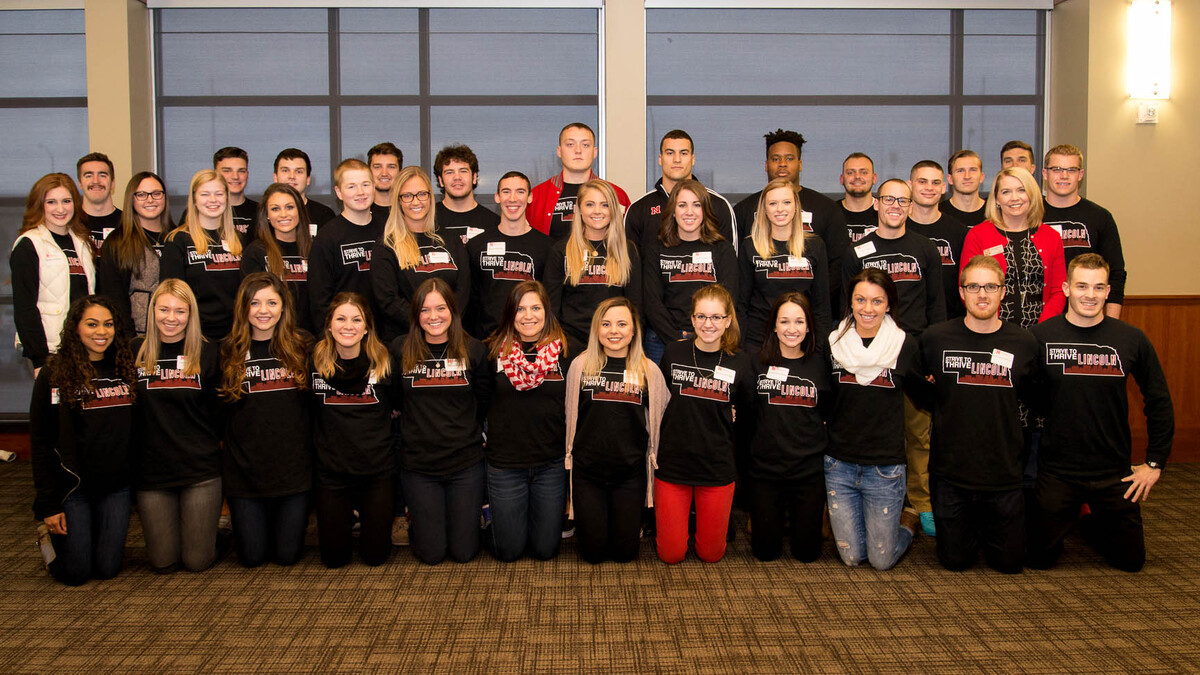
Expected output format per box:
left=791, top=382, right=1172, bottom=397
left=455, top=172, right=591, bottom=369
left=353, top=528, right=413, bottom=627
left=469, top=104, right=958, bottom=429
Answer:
left=1, top=459, right=1198, bottom=674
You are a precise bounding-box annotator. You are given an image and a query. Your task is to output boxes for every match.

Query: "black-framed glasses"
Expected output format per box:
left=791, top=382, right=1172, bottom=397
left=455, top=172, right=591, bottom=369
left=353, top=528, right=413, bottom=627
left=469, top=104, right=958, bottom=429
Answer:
left=961, top=283, right=1003, bottom=293
left=692, top=313, right=728, bottom=324
left=133, top=190, right=165, bottom=201
left=399, top=191, right=431, bottom=203
left=878, top=195, right=912, bottom=207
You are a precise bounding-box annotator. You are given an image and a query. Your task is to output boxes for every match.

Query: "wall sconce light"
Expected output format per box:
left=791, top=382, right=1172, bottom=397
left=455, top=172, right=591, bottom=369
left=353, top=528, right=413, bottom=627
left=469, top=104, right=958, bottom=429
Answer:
left=1127, top=0, right=1171, bottom=99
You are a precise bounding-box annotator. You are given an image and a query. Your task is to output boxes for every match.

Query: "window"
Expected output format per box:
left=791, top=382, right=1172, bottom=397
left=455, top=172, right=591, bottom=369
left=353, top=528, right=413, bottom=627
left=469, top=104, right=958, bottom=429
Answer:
left=645, top=8, right=1045, bottom=197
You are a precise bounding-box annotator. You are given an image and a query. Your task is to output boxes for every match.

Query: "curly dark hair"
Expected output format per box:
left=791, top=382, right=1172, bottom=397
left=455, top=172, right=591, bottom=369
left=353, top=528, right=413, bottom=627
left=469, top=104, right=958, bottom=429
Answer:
left=48, top=295, right=137, bottom=408
left=763, top=129, right=806, bottom=158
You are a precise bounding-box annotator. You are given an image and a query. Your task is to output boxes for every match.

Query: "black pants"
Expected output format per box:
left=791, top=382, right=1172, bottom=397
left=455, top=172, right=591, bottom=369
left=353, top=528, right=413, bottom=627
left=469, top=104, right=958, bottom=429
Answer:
left=931, top=478, right=1024, bottom=574
left=573, top=469, right=645, bottom=564
left=315, top=472, right=394, bottom=568
left=1028, top=470, right=1145, bottom=572
left=401, top=462, right=485, bottom=565
left=747, top=474, right=825, bottom=562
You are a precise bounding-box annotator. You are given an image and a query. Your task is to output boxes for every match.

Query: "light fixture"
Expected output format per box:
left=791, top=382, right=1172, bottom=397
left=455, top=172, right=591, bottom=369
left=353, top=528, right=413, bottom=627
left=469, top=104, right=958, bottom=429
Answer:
left=1127, top=0, right=1172, bottom=99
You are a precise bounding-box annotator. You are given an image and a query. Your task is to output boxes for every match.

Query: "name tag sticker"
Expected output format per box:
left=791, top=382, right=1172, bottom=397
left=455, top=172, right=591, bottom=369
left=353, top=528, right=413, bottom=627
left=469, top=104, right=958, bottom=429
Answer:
left=50, top=388, right=60, bottom=405
left=466, top=227, right=485, bottom=241
left=496, top=359, right=504, bottom=373
left=176, top=356, right=186, bottom=370
left=487, top=241, right=506, bottom=256
left=368, top=371, right=378, bottom=385
left=301, top=260, right=308, bottom=273
left=1049, top=224, right=1063, bottom=235
left=787, top=256, right=801, bottom=269
left=713, top=366, right=736, bottom=383
left=623, top=370, right=635, bottom=384
left=991, top=349, right=1014, bottom=369
left=309, top=223, right=319, bottom=237
left=984, top=245, right=1004, bottom=257
left=692, top=251, right=713, bottom=265
left=428, top=251, right=451, bottom=264
left=767, top=366, right=789, bottom=381
left=102, top=227, right=114, bottom=240
left=445, top=359, right=464, bottom=372
left=855, top=241, right=877, bottom=258
left=801, top=211, right=813, bottom=225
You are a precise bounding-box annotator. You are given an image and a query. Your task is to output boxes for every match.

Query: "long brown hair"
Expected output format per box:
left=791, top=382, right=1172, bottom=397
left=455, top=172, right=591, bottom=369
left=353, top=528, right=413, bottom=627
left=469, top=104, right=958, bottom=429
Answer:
left=691, top=283, right=740, bottom=355
left=313, top=292, right=391, bottom=381
left=219, top=272, right=309, bottom=400
left=109, top=172, right=172, bottom=274
left=254, top=182, right=312, bottom=278
left=759, top=291, right=816, bottom=365
left=21, top=173, right=91, bottom=247
left=400, top=277, right=469, bottom=373
left=48, top=296, right=137, bottom=408
left=136, top=279, right=205, bottom=377
left=484, top=280, right=568, bottom=360
left=564, top=179, right=632, bottom=286
left=658, top=178, right=724, bottom=247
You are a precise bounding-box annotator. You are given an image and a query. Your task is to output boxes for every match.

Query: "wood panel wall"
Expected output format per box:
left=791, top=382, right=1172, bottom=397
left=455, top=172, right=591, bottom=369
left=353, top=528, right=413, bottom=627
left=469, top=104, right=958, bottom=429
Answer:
left=1121, top=296, right=1199, bottom=463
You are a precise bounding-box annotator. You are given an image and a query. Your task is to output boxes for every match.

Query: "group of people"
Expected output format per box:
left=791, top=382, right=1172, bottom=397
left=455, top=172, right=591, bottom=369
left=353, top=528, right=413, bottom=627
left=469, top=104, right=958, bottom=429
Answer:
left=15, top=124, right=1172, bottom=586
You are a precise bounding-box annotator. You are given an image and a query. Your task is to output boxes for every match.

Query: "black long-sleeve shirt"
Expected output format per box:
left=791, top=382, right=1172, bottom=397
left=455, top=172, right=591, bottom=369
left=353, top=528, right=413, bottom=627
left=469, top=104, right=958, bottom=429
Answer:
left=826, top=333, right=921, bottom=467
left=307, top=215, right=384, bottom=327
left=484, top=342, right=567, bottom=470
left=372, top=231, right=470, bottom=342
left=918, top=319, right=1040, bottom=491
left=240, top=238, right=313, bottom=332
left=309, top=352, right=395, bottom=485
left=160, top=229, right=242, bottom=340
left=544, top=239, right=642, bottom=353
left=436, top=202, right=500, bottom=247
left=393, top=337, right=492, bottom=477
left=642, top=239, right=738, bottom=341
left=737, top=234, right=831, bottom=351
left=569, top=355, right=651, bottom=481
left=132, top=338, right=221, bottom=491
left=908, top=213, right=969, bottom=320
left=465, top=227, right=552, bottom=338
left=1041, top=197, right=1128, bottom=305
left=842, top=229, right=946, bottom=335
left=748, top=352, right=830, bottom=481
left=1030, top=316, right=1173, bottom=479
left=655, top=341, right=755, bottom=486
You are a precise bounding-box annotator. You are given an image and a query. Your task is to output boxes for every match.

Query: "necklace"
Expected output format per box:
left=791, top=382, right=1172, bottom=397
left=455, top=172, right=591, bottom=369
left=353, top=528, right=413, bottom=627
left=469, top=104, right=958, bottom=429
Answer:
left=692, top=341, right=722, bottom=373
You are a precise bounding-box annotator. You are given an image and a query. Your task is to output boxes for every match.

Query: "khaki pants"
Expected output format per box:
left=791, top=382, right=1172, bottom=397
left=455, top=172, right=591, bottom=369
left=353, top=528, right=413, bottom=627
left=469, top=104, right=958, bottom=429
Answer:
left=904, top=395, right=932, bottom=512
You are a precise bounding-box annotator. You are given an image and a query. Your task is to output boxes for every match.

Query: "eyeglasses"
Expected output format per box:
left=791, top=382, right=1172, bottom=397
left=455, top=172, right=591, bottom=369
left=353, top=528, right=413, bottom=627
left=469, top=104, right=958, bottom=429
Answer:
left=692, top=314, right=728, bottom=324
left=399, top=191, right=431, bottom=203
left=133, top=190, right=165, bottom=201
left=1046, top=166, right=1082, bottom=175
left=961, top=283, right=1004, bottom=294
left=878, top=195, right=912, bottom=207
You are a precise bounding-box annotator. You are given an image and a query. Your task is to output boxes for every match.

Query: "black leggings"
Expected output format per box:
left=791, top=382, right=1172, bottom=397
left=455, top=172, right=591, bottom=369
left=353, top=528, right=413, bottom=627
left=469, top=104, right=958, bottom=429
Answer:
left=573, top=469, right=645, bottom=564
left=747, top=474, right=826, bottom=562
left=315, top=473, right=394, bottom=568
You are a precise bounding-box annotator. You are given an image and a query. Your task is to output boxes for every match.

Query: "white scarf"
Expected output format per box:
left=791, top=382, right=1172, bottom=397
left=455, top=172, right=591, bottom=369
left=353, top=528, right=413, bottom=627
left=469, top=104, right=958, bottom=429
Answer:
left=828, top=314, right=906, bottom=386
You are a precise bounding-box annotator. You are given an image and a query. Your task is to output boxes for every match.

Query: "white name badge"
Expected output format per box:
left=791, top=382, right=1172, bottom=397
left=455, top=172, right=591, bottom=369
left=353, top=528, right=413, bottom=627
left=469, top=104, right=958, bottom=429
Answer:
left=466, top=226, right=485, bottom=241
left=984, top=245, right=1004, bottom=257
left=487, top=241, right=506, bottom=256
left=801, top=211, right=813, bottom=225
left=496, top=359, right=504, bottom=373
left=428, top=250, right=451, bottom=264
left=855, top=241, right=877, bottom=258
left=445, top=359, right=464, bottom=372
left=50, top=388, right=60, bottom=405
left=368, top=371, right=378, bottom=385
left=301, top=260, right=308, bottom=273
left=220, top=240, right=230, bottom=249
left=713, top=365, right=736, bottom=383
left=990, top=349, right=1014, bottom=369
left=623, top=370, right=636, bottom=384
left=1049, top=224, right=1063, bottom=235
left=176, top=356, right=187, bottom=371
left=102, top=227, right=115, bottom=241
left=692, top=251, right=713, bottom=265
left=787, top=256, right=801, bottom=268
left=309, top=223, right=319, bottom=237
left=767, top=366, right=789, bottom=381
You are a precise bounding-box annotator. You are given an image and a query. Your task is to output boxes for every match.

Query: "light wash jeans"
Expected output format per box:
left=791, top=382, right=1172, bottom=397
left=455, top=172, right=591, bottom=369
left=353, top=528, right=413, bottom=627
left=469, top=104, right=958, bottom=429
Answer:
left=824, top=455, right=913, bottom=571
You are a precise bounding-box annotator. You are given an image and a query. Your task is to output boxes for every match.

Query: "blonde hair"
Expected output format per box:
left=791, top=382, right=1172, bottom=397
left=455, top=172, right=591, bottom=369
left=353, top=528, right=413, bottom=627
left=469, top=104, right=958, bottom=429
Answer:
left=750, top=178, right=806, bottom=261
left=579, top=296, right=649, bottom=389
left=383, top=166, right=442, bottom=270
left=168, top=170, right=242, bottom=257
left=986, top=168, right=1045, bottom=232
left=136, top=279, right=205, bottom=377
left=564, top=179, right=632, bottom=287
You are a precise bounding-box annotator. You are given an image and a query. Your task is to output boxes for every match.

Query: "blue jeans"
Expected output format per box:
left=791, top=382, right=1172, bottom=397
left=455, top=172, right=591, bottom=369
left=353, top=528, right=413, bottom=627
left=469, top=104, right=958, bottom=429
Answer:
left=49, top=487, right=131, bottom=586
left=402, top=462, right=485, bottom=565
left=824, top=456, right=913, bottom=571
left=487, top=461, right=568, bottom=562
left=643, top=329, right=667, bottom=365
left=227, top=492, right=310, bottom=568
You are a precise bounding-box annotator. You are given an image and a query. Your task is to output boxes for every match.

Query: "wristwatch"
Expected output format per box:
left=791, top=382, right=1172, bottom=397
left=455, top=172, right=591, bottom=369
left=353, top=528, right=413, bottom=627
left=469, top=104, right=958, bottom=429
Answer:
left=1147, top=461, right=1164, bottom=470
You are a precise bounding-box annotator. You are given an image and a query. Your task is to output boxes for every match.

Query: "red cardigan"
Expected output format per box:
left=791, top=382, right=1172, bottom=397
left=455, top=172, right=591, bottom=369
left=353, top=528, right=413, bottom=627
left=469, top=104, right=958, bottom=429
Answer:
left=528, top=171, right=631, bottom=236
left=961, top=220, right=1066, bottom=323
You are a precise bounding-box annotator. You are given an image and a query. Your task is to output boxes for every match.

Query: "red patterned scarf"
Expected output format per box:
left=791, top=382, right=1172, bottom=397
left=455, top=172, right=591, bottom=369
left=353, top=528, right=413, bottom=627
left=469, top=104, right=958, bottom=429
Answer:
left=502, top=339, right=562, bottom=391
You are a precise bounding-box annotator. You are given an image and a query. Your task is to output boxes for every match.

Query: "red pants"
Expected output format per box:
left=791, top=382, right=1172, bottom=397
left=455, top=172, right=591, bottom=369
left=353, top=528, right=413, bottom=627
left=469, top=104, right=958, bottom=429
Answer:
left=654, top=479, right=736, bottom=564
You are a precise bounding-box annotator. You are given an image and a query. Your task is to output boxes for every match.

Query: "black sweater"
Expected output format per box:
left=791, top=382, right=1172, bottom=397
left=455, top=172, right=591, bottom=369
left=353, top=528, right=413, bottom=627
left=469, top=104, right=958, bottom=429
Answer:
left=466, top=227, right=552, bottom=337
left=160, top=229, right=242, bottom=340
left=1030, top=316, right=1174, bottom=479
left=309, top=352, right=395, bottom=485
left=748, top=353, right=831, bottom=481
left=485, top=342, right=567, bottom=470
left=544, top=239, right=642, bottom=353
left=436, top=202, right=500, bottom=247
left=737, top=234, right=831, bottom=351
left=841, top=229, right=946, bottom=335
left=241, top=238, right=313, bottom=332
left=307, top=215, right=384, bottom=327
left=1041, top=197, right=1127, bottom=305
left=642, top=239, right=738, bottom=341
left=826, top=333, right=921, bottom=467
left=570, top=355, right=650, bottom=481
left=908, top=213, right=968, bottom=320
left=372, top=231, right=470, bottom=342
left=132, top=339, right=221, bottom=491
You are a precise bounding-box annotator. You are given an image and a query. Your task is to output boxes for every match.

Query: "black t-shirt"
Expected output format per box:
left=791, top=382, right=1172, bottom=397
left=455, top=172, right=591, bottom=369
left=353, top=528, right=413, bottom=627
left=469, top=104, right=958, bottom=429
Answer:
left=1030, top=316, right=1173, bottom=479
left=1041, top=197, right=1127, bottom=305
left=305, top=198, right=337, bottom=232
left=548, top=182, right=581, bottom=241
left=133, top=338, right=221, bottom=490
left=221, top=339, right=313, bottom=498
left=642, top=238, right=739, bottom=340
left=52, top=232, right=91, bottom=301
left=308, top=215, right=384, bottom=323
left=908, top=212, right=969, bottom=320
left=241, top=238, right=313, bottom=332
left=370, top=201, right=391, bottom=224
left=839, top=202, right=877, bottom=244
left=841, top=229, right=946, bottom=335
left=941, top=200, right=987, bottom=229
left=827, top=333, right=920, bottom=466
left=87, top=209, right=123, bottom=252
left=309, top=352, right=395, bottom=484
left=466, top=227, right=553, bottom=337
left=160, top=229, right=242, bottom=340
left=919, top=319, right=1039, bottom=491
left=655, top=341, right=755, bottom=486
left=570, top=355, right=649, bottom=481
left=394, top=337, right=492, bottom=476
left=737, top=235, right=832, bottom=351
left=749, top=353, right=830, bottom=481
left=436, top=202, right=500, bottom=248
left=544, top=238, right=643, bottom=354
left=486, top=342, right=567, bottom=469
left=372, top=231, right=470, bottom=341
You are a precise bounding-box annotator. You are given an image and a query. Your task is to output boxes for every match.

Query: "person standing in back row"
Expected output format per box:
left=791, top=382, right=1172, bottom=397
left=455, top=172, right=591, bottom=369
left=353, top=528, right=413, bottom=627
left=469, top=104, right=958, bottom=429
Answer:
left=434, top=144, right=500, bottom=247
left=529, top=122, right=630, bottom=241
